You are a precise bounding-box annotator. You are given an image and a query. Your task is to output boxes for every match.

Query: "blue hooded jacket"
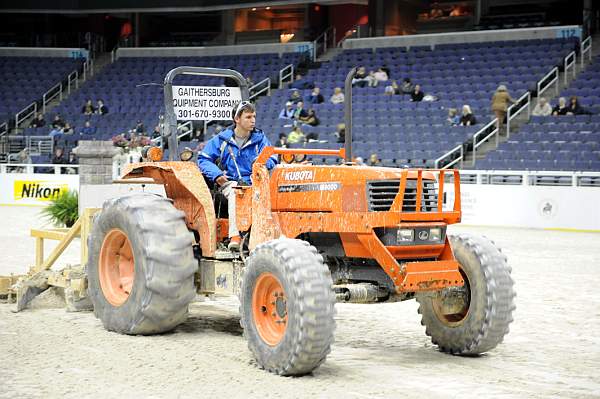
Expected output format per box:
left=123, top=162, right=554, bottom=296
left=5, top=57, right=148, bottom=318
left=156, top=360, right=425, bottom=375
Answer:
left=198, top=127, right=278, bottom=185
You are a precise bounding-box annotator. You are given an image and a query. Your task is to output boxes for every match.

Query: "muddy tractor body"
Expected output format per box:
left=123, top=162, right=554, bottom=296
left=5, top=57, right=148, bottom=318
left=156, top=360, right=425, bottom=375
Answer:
left=86, top=67, right=515, bottom=376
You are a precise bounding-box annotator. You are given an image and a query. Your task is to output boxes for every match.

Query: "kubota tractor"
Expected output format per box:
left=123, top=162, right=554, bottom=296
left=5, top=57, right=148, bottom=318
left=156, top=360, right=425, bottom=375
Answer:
left=86, top=67, right=515, bottom=376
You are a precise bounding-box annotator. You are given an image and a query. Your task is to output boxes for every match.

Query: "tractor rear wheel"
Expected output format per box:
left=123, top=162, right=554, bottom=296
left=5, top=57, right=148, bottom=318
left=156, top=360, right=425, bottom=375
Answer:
left=416, top=233, right=515, bottom=355
left=240, top=238, right=336, bottom=376
left=87, top=193, right=197, bottom=335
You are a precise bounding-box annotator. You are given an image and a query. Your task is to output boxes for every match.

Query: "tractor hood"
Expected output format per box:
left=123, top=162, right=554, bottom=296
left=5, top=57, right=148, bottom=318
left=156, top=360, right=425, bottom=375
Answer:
left=270, top=164, right=437, bottom=213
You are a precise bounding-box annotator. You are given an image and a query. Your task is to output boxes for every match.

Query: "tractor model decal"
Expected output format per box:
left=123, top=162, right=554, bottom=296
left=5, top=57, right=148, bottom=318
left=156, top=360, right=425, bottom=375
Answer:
left=278, top=182, right=340, bottom=193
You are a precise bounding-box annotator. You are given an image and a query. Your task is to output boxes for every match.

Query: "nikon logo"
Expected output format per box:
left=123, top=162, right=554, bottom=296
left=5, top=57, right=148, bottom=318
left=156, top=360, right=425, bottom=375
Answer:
left=14, top=181, right=68, bottom=201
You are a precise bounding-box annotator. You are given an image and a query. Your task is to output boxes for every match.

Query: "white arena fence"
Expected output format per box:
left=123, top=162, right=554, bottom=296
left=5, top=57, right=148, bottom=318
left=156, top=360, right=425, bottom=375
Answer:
left=1, top=165, right=599, bottom=231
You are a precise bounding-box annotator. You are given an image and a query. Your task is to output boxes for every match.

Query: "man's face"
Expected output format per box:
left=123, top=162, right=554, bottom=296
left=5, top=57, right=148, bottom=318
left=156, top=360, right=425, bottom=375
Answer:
left=236, top=111, right=255, bottom=132
left=297, top=102, right=304, bottom=109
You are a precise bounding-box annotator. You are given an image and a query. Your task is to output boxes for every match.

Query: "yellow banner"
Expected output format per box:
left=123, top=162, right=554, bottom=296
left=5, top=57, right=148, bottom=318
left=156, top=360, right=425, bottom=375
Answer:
left=13, top=180, right=70, bottom=201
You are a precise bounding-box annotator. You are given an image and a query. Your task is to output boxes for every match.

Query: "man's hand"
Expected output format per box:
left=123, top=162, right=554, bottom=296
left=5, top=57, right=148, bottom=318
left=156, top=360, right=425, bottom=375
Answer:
left=215, top=175, right=229, bottom=187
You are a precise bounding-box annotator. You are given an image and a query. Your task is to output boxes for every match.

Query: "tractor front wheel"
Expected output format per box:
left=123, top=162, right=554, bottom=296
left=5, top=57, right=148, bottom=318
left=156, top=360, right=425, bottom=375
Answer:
left=240, top=238, right=336, bottom=376
left=416, top=233, right=516, bottom=355
left=87, top=193, right=197, bottom=335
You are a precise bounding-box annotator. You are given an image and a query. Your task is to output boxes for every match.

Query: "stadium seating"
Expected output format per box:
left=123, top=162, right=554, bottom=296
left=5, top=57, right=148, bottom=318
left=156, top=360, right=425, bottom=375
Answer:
left=255, top=38, right=577, bottom=167
left=0, top=56, right=83, bottom=124
left=48, top=53, right=303, bottom=144
left=477, top=54, right=600, bottom=171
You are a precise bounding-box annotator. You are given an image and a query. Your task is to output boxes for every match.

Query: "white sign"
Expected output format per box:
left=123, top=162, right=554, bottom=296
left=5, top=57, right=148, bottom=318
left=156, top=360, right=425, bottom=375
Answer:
left=0, top=173, right=79, bottom=206
left=172, top=85, right=242, bottom=120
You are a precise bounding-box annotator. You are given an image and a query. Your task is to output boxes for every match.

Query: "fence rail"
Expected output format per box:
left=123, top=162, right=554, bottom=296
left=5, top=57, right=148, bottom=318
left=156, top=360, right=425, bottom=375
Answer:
left=279, top=64, right=294, bottom=89
left=312, top=26, right=336, bottom=61
left=0, top=163, right=78, bottom=175
left=470, top=118, right=500, bottom=167
left=42, top=83, right=63, bottom=114
left=563, top=51, right=576, bottom=85
left=581, top=36, right=592, bottom=68
left=536, top=66, right=559, bottom=100
left=506, top=91, right=531, bottom=138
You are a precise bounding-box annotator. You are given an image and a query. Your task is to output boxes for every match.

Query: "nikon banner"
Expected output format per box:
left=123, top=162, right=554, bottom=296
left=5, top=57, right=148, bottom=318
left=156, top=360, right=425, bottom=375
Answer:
left=0, top=173, right=79, bottom=206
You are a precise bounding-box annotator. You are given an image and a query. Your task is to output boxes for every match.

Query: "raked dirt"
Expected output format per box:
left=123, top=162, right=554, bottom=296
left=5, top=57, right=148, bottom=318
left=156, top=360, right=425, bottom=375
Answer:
left=1, top=207, right=599, bottom=399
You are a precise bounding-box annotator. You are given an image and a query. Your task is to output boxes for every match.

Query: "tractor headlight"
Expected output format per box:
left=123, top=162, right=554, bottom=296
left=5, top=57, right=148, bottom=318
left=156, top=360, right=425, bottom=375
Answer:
left=429, top=227, right=442, bottom=242
left=397, top=229, right=414, bottom=242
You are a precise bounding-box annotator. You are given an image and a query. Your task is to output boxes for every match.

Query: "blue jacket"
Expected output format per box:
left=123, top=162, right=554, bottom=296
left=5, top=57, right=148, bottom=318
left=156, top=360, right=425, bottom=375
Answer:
left=198, top=128, right=278, bottom=185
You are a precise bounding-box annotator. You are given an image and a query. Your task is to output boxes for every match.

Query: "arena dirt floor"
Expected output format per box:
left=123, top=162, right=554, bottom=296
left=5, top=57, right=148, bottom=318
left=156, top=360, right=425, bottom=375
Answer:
left=1, top=207, right=599, bottom=399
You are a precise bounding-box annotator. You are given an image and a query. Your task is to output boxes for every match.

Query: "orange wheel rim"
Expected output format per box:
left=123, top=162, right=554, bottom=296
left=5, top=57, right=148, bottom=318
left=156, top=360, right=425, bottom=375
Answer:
left=99, top=229, right=135, bottom=307
left=252, top=272, right=288, bottom=346
left=432, top=268, right=470, bottom=327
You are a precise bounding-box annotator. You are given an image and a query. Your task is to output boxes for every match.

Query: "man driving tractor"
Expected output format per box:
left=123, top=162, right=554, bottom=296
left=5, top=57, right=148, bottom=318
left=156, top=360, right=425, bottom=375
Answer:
left=198, top=101, right=278, bottom=251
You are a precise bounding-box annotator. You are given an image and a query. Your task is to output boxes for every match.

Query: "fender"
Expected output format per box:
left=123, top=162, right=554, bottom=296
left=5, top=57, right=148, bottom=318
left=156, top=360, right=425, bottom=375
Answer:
left=122, top=162, right=217, bottom=257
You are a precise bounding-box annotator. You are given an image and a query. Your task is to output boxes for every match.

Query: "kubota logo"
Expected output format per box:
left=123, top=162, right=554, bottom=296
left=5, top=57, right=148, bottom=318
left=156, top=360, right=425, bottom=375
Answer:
left=13, top=180, right=69, bottom=201
left=283, top=170, right=314, bottom=181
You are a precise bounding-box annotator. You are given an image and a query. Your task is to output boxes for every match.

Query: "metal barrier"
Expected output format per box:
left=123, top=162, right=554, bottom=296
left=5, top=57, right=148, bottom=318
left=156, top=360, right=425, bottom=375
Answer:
left=42, top=82, right=63, bottom=114
left=470, top=118, right=500, bottom=167
left=249, top=77, right=271, bottom=99
left=564, top=51, right=576, bottom=84
left=536, top=66, right=559, bottom=100
left=279, top=64, right=294, bottom=89
left=581, top=36, right=592, bottom=68
left=0, top=122, right=7, bottom=138
left=434, top=144, right=464, bottom=169
left=458, top=170, right=600, bottom=187
left=312, top=26, right=336, bottom=61
left=0, top=163, right=79, bottom=175
left=15, top=102, right=37, bottom=127
left=506, top=91, right=531, bottom=138
left=67, top=70, right=79, bottom=94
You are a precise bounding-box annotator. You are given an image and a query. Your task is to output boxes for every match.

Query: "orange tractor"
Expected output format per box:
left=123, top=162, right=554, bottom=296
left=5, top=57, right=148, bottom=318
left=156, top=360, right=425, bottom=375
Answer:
left=86, top=67, right=515, bottom=376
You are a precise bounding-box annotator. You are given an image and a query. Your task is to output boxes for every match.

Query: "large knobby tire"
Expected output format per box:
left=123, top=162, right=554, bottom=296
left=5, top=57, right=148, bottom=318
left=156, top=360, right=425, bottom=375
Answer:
left=240, top=238, right=336, bottom=376
left=87, top=193, right=197, bottom=335
left=416, top=233, right=516, bottom=355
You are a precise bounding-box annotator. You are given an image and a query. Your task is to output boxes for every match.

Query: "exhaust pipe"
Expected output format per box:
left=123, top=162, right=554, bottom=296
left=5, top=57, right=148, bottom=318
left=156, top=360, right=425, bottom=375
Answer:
left=334, top=283, right=381, bottom=303
left=343, top=67, right=356, bottom=163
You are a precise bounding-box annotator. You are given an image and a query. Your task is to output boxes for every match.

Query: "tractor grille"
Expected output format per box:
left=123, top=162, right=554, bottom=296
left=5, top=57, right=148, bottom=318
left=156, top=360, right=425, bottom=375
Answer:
left=366, top=179, right=438, bottom=212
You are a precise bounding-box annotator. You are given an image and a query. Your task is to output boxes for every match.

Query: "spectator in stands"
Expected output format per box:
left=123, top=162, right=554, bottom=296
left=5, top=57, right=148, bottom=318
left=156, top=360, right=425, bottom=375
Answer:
left=287, top=123, right=305, bottom=144
left=491, top=85, right=515, bottom=128
left=567, top=96, right=590, bottom=115
left=294, top=101, right=308, bottom=120
left=299, top=109, right=320, bottom=127
left=279, top=101, right=295, bottom=119
left=532, top=97, right=553, bottom=117
left=369, top=67, right=389, bottom=87
left=306, top=87, right=324, bottom=105
left=368, top=153, right=380, bottom=166
left=352, top=66, right=369, bottom=88
left=275, top=133, right=288, bottom=148
left=410, top=85, right=424, bottom=102
left=447, top=108, right=460, bottom=126
left=384, top=82, right=396, bottom=95
left=49, top=125, right=63, bottom=138
left=51, top=114, right=65, bottom=129
left=80, top=120, right=96, bottom=136
left=151, top=125, right=161, bottom=139
left=459, top=105, right=477, bottom=126
left=66, top=152, right=78, bottom=174
left=355, top=157, right=364, bottom=166
left=430, top=3, right=444, bottom=18
left=289, top=89, right=302, bottom=104
left=401, top=78, right=414, bottom=95
left=330, top=87, right=345, bottom=104
left=134, top=120, right=146, bottom=134
left=96, top=99, right=109, bottom=115
left=52, top=147, right=68, bottom=165
left=381, top=65, right=391, bottom=79
left=290, top=74, right=314, bottom=90
left=192, top=126, right=205, bottom=142
left=18, top=148, right=32, bottom=165
left=82, top=99, right=95, bottom=115
left=30, top=113, right=46, bottom=128
left=334, top=123, right=346, bottom=143
left=62, top=123, right=74, bottom=135
left=552, top=97, right=569, bottom=116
